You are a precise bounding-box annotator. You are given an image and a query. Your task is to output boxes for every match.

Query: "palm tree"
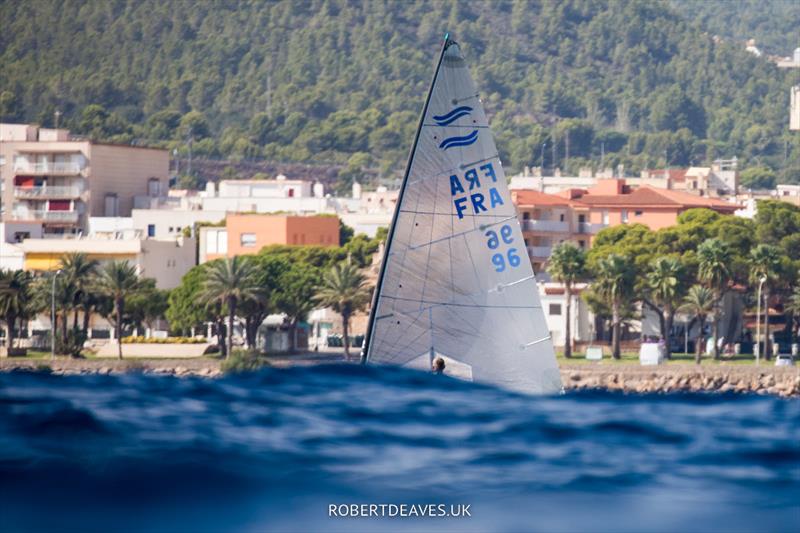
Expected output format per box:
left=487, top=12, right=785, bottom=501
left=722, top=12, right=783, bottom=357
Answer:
left=593, top=254, right=635, bottom=359
left=95, top=261, right=141, bottom=359
left=0, top=270, right=33, bottom=351
left=785, top=285, right=800, bottom=348
left=680, top=285, right=715, bottom=364
left=60, top=252, right=99, bottom=336
left=645, top=256, right=684, bottom=357
left=749, top=244, right=782, bottom=361
left=697, top=238, right=731, bottom=360
left=200, top=257, right=261, bottom=358
left=548, top=242, right=587, bottom=358
left=316, top=260, right=372, bottom=361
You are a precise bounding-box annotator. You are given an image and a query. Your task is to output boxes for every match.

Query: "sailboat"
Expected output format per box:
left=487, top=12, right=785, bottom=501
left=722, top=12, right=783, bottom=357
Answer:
left=361, top=34, right=562, bottom=395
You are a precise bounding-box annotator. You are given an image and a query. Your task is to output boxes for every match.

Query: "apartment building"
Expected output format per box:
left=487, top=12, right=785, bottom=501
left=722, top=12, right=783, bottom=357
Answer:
left=199, top=213, right=340, bottom=263
left=0, top=123, right=168, bottom=239
left=511, top=190, right=604, bottom=273
left=559, top=179, right=739, bottom=230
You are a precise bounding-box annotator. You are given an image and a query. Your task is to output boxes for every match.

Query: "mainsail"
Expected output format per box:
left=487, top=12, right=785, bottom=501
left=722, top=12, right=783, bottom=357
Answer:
left=363, top=35, right=562, bottom=395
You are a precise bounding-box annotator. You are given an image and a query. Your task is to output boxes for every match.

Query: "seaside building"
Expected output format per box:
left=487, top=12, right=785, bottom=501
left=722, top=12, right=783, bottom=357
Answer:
left=0, top=123, right=169, bottom=239
left=791, top=85, right=800, bottom=131
left=18, top=234, right=196, bottom=290
left=199, top=213, right=340, bottom=263
left=556, top=179, right=739, bottom=231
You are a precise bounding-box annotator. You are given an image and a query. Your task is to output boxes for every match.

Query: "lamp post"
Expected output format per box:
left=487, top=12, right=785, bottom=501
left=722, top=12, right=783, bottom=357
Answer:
left=755, top=275, right=766, bottom=365
left=541, top=142, right=547, bottom=172
left=51, top=269, right=62, bottom=360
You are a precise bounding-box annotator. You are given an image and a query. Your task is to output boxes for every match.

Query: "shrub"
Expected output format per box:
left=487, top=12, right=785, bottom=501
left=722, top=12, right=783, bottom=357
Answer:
left=221, top=350, right=268, bottom=374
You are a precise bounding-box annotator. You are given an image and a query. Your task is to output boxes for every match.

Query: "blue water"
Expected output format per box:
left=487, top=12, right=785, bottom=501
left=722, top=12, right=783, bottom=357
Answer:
left=1, top=366, right=798, bottom=532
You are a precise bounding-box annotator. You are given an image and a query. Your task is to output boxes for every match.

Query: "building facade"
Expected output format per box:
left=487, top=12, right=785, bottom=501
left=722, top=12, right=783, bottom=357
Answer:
left=199, top=214, right=340, bottom=263
left=0, top=123, right=168, bottom=239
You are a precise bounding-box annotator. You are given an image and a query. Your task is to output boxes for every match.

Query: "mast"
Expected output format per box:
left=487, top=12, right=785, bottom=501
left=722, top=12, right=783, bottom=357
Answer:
left=361, top=34, right=453, bottom=363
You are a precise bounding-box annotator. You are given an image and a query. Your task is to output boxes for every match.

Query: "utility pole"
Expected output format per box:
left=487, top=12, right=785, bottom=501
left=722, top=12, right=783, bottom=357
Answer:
left=600, top=141, right=605, bottom=171
left=565, top=130, right=570, bottom=173
left=541, top=142, right=547, bottom=172
left=266, top=73, right=273, bottom=118
left=187, top=126, right=193, bottom=178
left=54, top=110, right=61, bottom=129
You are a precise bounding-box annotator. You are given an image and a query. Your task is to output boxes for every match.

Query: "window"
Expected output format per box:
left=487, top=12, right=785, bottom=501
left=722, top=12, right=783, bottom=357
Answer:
left=147, top=224, right=156, bottom=238
left=579, top=240, right=586, bottom=248
left=549, top=304, right=562, bottom=316
left=287, top=188, right=295, bottom=198
left=621, top=210, right=629, bottom=223
left=240, top=233, right=257, bottom=247
left=602, top=210, right=609, bottom=224
left=522, top=212, right=530, bottom=220
left=635, top=210, right=643, bottom=216
left=578, top=214, right=586, bottom=223
left=559, top=214, right=565, bottom=222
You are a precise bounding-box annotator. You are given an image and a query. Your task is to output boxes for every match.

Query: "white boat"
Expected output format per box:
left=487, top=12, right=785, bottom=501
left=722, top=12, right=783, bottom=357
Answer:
left=361, top=35, right=562, bottom=395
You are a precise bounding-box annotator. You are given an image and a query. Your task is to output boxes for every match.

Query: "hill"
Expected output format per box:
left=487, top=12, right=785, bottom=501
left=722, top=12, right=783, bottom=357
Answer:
left=1, top=0, right=798, bottom=186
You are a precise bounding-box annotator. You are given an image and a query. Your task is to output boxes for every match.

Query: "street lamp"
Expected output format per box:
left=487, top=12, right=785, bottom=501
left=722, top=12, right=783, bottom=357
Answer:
left=755, top=275, right=767, bottom=365
left=51, top=269, right=62, bottom=360
left=541, top=142, right=547, bottom=171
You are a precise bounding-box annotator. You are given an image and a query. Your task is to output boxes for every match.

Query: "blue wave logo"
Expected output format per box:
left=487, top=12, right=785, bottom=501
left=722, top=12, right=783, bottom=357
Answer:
left=432, top=105, right=473, bottom=126
left=439, top=130, right=479, bottom=150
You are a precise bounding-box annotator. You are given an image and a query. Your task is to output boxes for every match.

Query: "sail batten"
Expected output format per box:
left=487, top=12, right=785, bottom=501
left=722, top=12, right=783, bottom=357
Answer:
left=363, top=36, right=562, bottom=395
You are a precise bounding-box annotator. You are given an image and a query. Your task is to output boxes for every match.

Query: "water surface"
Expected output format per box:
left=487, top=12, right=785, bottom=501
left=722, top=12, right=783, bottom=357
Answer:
left=1, top=366, right=798, bottom=532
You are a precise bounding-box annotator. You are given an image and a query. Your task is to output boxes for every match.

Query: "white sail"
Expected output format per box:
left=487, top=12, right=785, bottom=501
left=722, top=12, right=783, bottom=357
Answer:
left=364, top=36, right=562, bottom=395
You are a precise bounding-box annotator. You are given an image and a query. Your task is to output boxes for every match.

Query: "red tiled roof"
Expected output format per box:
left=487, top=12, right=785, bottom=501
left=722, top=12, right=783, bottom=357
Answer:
left=574, top=186, right=738, bottom=211
left=512, top=189, right=588, bottom=208
left=644, top=169, right=688, bottom=181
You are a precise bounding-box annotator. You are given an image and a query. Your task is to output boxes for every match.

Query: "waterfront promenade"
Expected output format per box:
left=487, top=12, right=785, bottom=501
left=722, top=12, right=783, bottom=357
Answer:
left=1, top=353, right=797, bottom=397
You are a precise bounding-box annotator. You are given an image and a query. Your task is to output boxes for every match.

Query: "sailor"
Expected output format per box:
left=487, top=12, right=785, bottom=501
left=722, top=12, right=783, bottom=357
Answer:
left=432, top=357, right=446, bottom=375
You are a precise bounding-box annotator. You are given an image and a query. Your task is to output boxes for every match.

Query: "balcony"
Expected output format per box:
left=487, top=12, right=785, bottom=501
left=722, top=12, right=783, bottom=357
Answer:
left=14, top=184, right=84, bottom=199
left=577, top=222, right=607, bottom=234
left=521, top=219, right=569, bottom=233
left=15, top=210, right=81, bottom=224
left=527, top=245, right=552, bottom=258
left=13, top=161, right=86, bottom=175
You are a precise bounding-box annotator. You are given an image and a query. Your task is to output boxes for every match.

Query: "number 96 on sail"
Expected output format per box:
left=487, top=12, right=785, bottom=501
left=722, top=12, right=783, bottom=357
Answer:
left=485, top=224, right=520, bottom=272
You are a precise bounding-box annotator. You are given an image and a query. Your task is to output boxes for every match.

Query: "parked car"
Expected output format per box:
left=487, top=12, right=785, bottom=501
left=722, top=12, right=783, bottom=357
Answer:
left=775, top=354, right=795, bottom=367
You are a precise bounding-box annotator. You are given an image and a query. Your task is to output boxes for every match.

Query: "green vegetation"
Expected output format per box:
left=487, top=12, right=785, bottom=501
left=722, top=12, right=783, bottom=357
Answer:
left=584, top=201, right=800, bottom=363
left=1, top=0, right=797, bottom=183
left=0, top=253, right=164, bottom=357
left=315, top=259, right=372, bottom=360
left=221, top=349, right=269, bottom=374
left=547, top=242, right=588, bottom=359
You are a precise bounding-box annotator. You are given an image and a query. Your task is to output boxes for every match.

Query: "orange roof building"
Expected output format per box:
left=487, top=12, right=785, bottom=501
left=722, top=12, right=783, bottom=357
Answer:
left=557, top=179, right=738, bottom=231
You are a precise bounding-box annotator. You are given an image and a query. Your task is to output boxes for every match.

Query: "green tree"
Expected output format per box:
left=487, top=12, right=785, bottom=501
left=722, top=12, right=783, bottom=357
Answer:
left=547, top=243, right=588, bottom=358
left=59, top=252, right=99, bottom=338
left=0, top=270, right=34, bottom=350
left=680, top=285, right=715, bottom=364
left=592, top=254, right=635, bottom=359
left=276, top=262, right=320, bottom=353
left=95, top=261, right=142, bottom=359
left=739, top=166, right=777, bottom=190
left=749, top=244, right=782, bottom=361
left=315, top=260, right=372, bottom=360
left=200, top=257, right=261, bottom=358
left=644, top=256, right=685, bottom=356
left=697, top=238, right=732, bottom=360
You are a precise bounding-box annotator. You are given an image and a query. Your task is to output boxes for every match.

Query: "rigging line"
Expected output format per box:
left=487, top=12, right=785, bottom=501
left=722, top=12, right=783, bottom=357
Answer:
left=378, top=325, right=432, bottom=364
left=487, top=275, right=536, bottom=293
left=462, top=233, right=485, bottom=309
left=451, top=93, right=480, bottom=104
left=379, top=294, right=543, bottom=309
left=522, top=336, right=551, bottom=348
left=418, top=160, right=440, bottom=313
left=404, top=153, right=500, bottom=186
left=378, top=305, right=428, bottom=355
left=407, top=215, right=517, bottom=251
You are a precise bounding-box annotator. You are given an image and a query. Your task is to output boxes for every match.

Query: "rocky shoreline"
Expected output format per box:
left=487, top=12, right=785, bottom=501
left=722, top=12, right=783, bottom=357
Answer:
left=1, top=358, right=798, bottom=397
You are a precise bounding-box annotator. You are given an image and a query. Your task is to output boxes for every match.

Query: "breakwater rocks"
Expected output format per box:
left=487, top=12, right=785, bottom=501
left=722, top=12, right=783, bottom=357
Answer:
left=0, top=358, right=797, bottom=397
left=560, top=364, right=800, bottom=397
